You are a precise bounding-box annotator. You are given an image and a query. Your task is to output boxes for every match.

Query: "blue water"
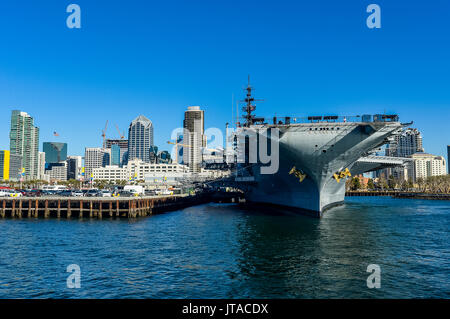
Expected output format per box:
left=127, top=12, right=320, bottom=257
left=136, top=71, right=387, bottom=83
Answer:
left=0, top=197, right=448, bottom=298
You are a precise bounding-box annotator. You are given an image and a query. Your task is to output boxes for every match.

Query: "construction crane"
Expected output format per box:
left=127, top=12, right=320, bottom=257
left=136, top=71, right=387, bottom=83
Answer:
left=167, top=141, right=191, bottom=164
left=115, top=124, right=125, bottom=140
left=102, top=120, right=109, bottom=149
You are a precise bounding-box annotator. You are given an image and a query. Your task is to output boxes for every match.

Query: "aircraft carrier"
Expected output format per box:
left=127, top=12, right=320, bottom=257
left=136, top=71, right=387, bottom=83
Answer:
left=228, top=79, right=409, bottom=216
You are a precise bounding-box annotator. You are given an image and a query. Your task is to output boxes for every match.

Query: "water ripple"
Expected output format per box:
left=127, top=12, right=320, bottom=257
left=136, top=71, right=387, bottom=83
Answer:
left=0, top=198, right=448, bottom=298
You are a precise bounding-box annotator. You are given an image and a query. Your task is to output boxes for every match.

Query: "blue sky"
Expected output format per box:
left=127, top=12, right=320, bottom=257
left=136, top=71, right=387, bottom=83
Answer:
left=0, top=0, right=449, bottom=161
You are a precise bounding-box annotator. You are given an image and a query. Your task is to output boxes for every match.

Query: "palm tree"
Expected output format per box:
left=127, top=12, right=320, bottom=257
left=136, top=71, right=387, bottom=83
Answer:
left=367, top=178, right=375, bottom=190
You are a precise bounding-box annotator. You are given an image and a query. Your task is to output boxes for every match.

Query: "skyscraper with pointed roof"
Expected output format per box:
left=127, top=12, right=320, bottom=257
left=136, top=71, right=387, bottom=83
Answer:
left=128, top=115, right=154, bottom=163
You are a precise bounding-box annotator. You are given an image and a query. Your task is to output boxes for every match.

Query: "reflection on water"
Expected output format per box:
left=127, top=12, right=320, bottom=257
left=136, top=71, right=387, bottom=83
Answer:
left=0, top=197, right=448, bottom=298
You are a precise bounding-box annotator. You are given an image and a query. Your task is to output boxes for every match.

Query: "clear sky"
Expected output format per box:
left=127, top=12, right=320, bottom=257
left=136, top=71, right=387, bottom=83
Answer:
left=0, top=0, right=449, bottom=161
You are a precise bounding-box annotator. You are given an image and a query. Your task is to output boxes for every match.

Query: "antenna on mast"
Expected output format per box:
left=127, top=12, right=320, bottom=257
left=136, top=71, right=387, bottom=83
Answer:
left=241, top=75, right=264, bottom=127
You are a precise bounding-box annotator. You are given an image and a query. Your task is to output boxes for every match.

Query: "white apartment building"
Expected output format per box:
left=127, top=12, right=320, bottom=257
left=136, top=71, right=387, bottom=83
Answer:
left=92, top=165, right=128, bottom=182
left=127, top=159, right=189, bottom=180
left=411, top=152, right=446, bottom=181
left=93, top=159, right=190, bottom=182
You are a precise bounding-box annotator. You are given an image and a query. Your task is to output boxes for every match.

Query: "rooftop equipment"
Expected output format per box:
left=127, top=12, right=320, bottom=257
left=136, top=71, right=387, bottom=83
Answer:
left=308, top=116, right=323, bottom=122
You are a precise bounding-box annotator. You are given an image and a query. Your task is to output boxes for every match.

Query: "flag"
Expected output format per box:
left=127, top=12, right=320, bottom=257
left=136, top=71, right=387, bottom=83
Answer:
left=53, top=131, right=59, bottom=137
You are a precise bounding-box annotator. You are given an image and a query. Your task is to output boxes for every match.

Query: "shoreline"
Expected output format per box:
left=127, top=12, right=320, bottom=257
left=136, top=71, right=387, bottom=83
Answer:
left=346, top=191, right=450, bottom=200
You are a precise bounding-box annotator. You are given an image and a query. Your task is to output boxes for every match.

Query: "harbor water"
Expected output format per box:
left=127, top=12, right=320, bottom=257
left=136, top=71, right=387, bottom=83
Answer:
left=0, top=197, right=448, bottom=298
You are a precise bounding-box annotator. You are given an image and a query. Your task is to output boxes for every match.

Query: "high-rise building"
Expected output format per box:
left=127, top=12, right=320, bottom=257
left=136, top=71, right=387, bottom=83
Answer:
left=0, top=150, right=22, bottom=181
left=183, top=106, right=205, bottom=173
left=106, top=139, right=128, bottom=151
left=149, top=146, right=158, bottom=164
left=122, top=151, right=129, bottom=167
left=158, top=150, right=172, bottom=164
left=386, top=128, right=424, bottom=157
left=110, top=144, right=121, bottom=166
left=67, top=155, right=83, bottom=180
left=67, top=158, right=76, bottom=180
left=128, top=115, right=154, bottom=163
left=84, top=148, right=110, bottom=178
left=43, top=142, right=67, bottom=166
left=384, top=128, right=424, bottom=180
left=67, top=158, right=78, bottom=180
left=38, top=152, right=46, bottom=180
left=9, top=110, right=39, bottom=179
left=106, top=139, right=128, bottom=166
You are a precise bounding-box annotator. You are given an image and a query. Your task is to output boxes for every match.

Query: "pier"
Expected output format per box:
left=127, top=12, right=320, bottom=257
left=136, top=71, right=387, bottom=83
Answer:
left=0, top=195, right=212, bottom=219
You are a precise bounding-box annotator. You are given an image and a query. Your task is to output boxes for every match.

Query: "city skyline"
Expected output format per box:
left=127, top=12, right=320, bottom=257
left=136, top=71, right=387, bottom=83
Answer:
left=0, top=1, right=449, bottom=163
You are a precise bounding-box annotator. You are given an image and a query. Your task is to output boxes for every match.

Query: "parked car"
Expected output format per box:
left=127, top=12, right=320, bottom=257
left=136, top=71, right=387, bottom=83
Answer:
left=8, top=190, right=23, bottom=197
left=123, top=185, right=145, bottom=196
left=118, top=190, right=134, bottom=197
left=72, top=190, right=84, bottom=197
left=85, top=189, right=102, bottom=197
left=145, top=190, right=156, bottom=196
left=24, top=189, right=42, bottom=197
left=156, top=189, right=173, bottom=196
left=59, top=190, right=75, bottom=197
left=101, top=190, right=112, bottom=197
left=0, top=189, right=11, bottom=197
left=41, top=189, right=58, bottom=196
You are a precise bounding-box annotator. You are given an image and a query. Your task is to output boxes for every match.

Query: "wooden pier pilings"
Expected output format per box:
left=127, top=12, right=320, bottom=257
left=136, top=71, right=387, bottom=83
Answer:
left=0, top=194, right=210, bottom=219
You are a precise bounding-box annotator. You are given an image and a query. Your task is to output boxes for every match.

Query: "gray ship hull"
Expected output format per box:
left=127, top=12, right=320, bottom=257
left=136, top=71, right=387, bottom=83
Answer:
left=236, top=121, right=404, bottom=216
